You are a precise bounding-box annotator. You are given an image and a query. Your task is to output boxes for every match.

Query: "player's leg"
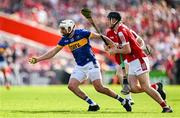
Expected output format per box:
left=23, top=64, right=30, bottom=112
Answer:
left=127, top=58, right=144, bottom=93
left=128, top=75, right=144, bottom=93
left=1, top=67, right=10, bottom=90
left=88, top=64, right=131, bottom=112
left=68, top=78, right=87, bottom=100
left=116, top=65, right=134, bottom=104
left=129, top=57, right=172, bottom=112
left=128, top=75, right=166, bottom=100
left=92, top=79, right=131, bottom=112
left=128, top=57, right=166, bottom=99
left=68, top=67, right=99, bottom=111
left=134, top=57, right=166, bottom=100
left=1, top=69, right=7, bottom=82
left=128, top=72, right=172, bottom=112
left=92, top=79, right=119, bottom=98
left=151, top=82, right=166, bottom=100
left=128, top=74, right=155, bottom=94
left=137, top=72, right=172, bottom=113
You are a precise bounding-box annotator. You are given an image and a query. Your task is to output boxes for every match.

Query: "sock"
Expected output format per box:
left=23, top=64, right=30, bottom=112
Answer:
left=123, top=78, right=128, bottom=85
left=160, top=101, right=168, bottom=108
left=126, top=93, right=132, bottom=100
left=115, top=95, right=125, bottom=103
left=151, top=83, right=158, bottom=90
left=84, top=96, right=96, bottom=106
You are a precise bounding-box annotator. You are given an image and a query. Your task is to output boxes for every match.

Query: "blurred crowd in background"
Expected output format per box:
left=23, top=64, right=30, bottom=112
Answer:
left=0, top=0, right=179, bottom=85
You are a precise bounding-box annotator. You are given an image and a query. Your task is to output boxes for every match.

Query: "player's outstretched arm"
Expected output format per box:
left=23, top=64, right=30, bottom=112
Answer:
left=29, top=46, right=63, bottom=64
left=89, top=32, right=115, bottom=47
left=108, top=43, right=131, bottom=55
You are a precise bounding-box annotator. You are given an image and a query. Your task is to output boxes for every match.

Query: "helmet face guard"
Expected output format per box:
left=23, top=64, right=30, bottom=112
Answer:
left=59, top=20, right=75, bottom=36
left=107, top=12, right=121, bottom=29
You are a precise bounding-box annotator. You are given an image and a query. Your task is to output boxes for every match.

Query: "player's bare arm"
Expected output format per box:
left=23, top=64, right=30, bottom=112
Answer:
left=90, top=32, right=115, bottom=47
left=29, top=46, right=63, bottom=64
left=108, top=43, right=131, bottom=55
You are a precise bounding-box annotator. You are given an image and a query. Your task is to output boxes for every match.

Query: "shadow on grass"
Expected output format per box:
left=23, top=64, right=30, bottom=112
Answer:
left=4, top=110, right=158, bottom=114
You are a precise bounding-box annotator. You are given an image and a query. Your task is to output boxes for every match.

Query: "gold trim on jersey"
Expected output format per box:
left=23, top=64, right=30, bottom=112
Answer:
left=89, top=33, right=94, bottom=39
left=0, top=48, right=5, bottom=53
left=68, top=38, right=88, bottom=51
left=57, top=45, right=63, bottom=48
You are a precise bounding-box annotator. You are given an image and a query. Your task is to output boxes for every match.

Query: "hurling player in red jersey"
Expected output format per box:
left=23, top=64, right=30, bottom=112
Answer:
left=106, top=25, right=151, bottom=105
left=105, top=12, right=172, bottom=113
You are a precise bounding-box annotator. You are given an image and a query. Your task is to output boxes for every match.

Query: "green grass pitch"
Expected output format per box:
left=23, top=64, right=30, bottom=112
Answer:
left=0, top=85, right=180, bottom=118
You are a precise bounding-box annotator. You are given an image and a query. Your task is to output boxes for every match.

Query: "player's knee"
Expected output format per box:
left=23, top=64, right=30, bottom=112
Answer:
left=68, top=84, right=76, bottom=91
left=141, top=84, right=150, bottom=92
left=130, top=85, right=141, bottom=93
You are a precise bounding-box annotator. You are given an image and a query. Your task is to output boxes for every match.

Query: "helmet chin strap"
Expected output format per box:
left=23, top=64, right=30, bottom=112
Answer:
left=67, top=30, right=74, bottom=38
left=67, top=27, right=75, bottom=38
left=64, top=25, right=75, bottom=37
left=110, top=19, right=120, bottom=29
left=63, top=31, right=72, bottom=37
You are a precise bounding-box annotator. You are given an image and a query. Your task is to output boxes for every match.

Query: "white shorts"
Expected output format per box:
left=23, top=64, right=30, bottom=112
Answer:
left=70, top=61, right=102, bottom=83
left=128, top=57, right=150, bottom=76
left=0, top=61, right=8, bottom=69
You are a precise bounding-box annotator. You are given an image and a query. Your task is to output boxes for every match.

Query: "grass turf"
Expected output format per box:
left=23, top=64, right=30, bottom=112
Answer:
left=0, top=85, right=180, bottom=118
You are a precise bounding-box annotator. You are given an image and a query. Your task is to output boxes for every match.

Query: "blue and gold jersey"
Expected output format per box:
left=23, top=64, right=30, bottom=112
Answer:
left=58, top=29, right=96, bottom=66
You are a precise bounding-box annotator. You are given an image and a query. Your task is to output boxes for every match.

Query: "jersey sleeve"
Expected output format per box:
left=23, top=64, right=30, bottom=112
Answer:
left=80, top=29, right=91, bottom=38
left=57, top=38, right=65, bottom=48
left=130, top=29, right=138, bottom=39
left=0, top=44, right=8, bottom=49
left=118, top=28, right=129, bottom=46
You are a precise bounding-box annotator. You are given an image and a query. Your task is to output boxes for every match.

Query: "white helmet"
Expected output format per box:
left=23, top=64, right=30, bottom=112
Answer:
left=59, top=19, right=75, bottom=33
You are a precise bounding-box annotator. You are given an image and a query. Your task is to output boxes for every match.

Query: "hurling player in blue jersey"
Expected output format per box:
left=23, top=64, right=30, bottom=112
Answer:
left=29, top=20, right=131, bottom=112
